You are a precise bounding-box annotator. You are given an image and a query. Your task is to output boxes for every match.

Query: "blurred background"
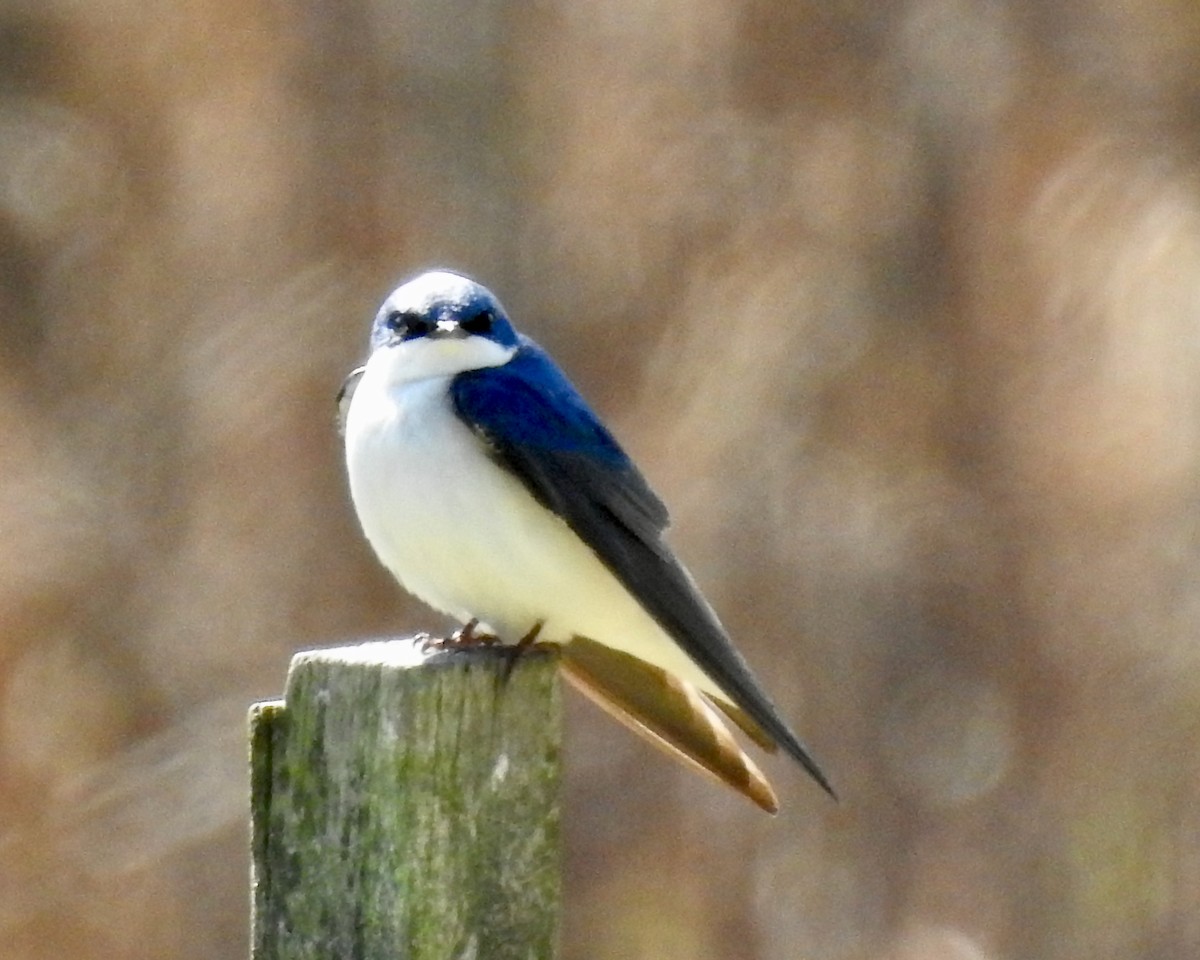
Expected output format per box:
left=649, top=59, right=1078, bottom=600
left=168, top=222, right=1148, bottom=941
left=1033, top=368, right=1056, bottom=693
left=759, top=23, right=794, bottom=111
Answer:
left=2, top=0, right=1199, bottom=958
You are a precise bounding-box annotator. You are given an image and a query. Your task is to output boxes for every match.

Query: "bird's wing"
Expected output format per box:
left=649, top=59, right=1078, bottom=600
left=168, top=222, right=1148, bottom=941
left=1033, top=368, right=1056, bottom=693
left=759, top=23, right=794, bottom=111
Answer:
left=450, top=339, right=833, bottom=797
left=452, top=339, right=670, bottom=535
left=337, top=366, right=365, bottom=438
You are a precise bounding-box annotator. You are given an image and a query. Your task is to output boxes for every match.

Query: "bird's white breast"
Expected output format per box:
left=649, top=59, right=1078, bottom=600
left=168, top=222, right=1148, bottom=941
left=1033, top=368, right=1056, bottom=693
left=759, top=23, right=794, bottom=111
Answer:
left=343, top=353, right=715, bottom=695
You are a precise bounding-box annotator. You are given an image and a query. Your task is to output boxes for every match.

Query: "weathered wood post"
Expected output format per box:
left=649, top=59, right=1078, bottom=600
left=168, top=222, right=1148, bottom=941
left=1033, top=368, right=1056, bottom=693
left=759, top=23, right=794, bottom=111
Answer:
left=250, top=639, right=562, bottom=960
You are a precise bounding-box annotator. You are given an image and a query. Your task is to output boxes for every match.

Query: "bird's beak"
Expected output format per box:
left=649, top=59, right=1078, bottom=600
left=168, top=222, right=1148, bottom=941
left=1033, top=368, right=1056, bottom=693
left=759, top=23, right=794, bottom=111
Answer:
left=428, top=319, right=467, bottom=340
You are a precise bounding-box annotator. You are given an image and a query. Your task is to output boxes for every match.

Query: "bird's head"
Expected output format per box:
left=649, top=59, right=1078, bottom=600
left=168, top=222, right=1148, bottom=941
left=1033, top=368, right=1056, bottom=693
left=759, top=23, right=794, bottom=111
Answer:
left=367, top=270, right=519, bottom=383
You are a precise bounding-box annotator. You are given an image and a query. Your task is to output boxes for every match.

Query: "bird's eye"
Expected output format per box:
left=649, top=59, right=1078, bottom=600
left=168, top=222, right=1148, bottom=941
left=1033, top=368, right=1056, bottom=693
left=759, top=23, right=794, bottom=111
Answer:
left=385, top=310, right=432, bottom=341
left=459, top=308, right=494, bottom=335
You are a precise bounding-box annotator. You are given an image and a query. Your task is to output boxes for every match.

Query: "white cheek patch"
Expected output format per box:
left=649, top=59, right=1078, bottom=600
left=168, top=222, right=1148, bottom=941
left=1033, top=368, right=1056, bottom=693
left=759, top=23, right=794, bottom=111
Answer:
left=377, top=337, right=516, bottom=384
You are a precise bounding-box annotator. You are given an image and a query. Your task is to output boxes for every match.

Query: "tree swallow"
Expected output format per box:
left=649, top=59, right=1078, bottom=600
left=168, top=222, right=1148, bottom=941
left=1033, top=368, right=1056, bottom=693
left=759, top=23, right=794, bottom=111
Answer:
left=341, top=270, right=834, bottom=812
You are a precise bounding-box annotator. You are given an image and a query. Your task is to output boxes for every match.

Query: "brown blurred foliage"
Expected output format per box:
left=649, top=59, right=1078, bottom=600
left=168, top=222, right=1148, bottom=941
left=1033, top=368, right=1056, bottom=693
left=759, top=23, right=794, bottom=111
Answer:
left=2, top=1, right=1200, bottom=958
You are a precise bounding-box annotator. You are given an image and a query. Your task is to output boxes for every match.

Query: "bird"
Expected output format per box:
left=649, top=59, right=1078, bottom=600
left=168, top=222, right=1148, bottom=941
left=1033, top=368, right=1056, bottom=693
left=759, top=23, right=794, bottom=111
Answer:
left=340, top=269, right=834, bottom=812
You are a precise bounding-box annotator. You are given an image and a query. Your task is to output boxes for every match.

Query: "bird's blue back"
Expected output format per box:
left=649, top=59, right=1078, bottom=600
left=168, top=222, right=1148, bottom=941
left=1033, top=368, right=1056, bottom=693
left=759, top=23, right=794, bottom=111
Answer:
left=451, top=337, right=671, bottom=535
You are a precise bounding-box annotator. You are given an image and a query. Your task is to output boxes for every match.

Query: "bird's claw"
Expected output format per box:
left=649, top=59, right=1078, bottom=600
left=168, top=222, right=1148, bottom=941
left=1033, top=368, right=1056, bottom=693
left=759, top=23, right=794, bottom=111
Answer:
left=517, top=620, right=544, bottom=648
left=420, top=619, right=503, bottom=653
left=499, top=620, right=546, bottom=682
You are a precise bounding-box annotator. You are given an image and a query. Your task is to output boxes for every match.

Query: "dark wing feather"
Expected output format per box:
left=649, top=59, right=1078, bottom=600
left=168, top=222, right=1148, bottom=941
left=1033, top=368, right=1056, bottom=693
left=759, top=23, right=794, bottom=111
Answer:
left=450, top=339, right=834, bottom=797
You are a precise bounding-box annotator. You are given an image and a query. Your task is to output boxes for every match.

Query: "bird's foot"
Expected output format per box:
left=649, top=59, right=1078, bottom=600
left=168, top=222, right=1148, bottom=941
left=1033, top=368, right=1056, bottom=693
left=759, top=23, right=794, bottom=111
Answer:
left=453, top=618, right=487, bottom=646
left=500, top=620, right=546, bottom=682
left=517, top=620, right=544, bottom=648
left=420, top=619, right=502, bottom=653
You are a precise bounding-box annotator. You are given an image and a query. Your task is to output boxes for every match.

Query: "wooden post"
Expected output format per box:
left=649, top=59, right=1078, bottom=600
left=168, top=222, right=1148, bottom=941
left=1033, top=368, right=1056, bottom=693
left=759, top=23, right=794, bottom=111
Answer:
left=250, top=639, right=562, bottom=960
